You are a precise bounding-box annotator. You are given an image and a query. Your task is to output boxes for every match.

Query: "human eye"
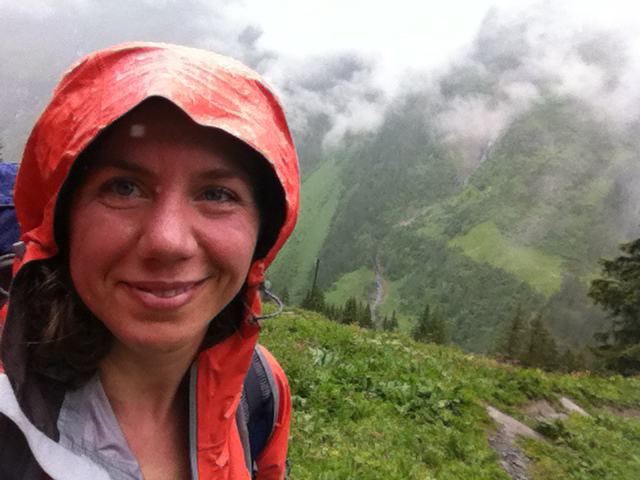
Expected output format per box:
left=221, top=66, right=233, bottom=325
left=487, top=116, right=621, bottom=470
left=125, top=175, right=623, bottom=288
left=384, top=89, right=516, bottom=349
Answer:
left=198, top=186, right=236, bottom=203
left=98, top=177, right=145, bottom=208
left=104, top=178, right=140, bottom=197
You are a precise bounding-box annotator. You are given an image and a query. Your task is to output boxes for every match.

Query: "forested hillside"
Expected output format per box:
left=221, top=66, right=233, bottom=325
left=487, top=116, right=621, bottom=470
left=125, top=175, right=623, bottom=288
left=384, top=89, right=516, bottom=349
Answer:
left=268, top=10, right=640, bottom=354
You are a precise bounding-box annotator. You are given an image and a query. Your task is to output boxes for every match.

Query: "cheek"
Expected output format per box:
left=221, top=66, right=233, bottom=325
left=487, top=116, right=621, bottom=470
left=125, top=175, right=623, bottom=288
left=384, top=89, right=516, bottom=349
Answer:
left=204, top=218, right=259, bottom=273
left=68, top=205, right=133, bottom=280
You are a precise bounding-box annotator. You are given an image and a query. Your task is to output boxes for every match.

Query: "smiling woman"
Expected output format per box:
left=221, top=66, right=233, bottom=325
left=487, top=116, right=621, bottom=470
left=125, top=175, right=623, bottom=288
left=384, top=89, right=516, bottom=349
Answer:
left=69, top=100, right=262, bottom=357
left=0, top=43, right=299, bottom=480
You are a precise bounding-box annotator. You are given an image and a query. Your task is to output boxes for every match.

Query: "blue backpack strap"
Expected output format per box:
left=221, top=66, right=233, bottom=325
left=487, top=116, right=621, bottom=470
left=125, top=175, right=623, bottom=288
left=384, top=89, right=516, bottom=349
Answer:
left=240, top=344, right=278, bottom=478
left=0, top=164, right=20, bottom=305
left=0, top=164, right=19, bottom=255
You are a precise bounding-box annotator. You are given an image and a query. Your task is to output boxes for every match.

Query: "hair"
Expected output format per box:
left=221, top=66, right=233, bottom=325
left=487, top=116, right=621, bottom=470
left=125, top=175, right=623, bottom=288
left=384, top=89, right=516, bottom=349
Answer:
left=23, top=98, right=286, bottom=385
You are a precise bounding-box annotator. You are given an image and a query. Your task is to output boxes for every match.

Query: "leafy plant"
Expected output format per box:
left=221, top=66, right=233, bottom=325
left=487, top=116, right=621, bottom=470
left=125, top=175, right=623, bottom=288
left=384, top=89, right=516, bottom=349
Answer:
left=259, top=309, right=640, bottom=479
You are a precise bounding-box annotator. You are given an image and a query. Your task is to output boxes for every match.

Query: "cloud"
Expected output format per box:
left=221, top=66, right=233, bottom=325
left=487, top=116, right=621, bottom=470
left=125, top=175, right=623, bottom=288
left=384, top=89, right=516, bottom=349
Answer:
left=0, top=0, right=260, bottom=161
left=258, top=52, right=388, bottom=160
left=430, top=1, right=640, bottom=172
left=3, top=0, right=640, bottom=170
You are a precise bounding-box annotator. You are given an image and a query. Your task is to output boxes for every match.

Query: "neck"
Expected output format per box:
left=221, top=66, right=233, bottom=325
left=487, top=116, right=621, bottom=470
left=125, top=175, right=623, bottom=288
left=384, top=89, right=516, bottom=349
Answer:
left=98, top=341, right=195, bottom=480
left=99, top=339, right=199, bottom=417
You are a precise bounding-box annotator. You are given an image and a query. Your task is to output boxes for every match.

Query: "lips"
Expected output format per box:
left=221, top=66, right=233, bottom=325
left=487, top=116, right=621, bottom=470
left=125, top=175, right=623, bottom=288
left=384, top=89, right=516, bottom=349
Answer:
left=137, top=283, right=197, bottom=298
left=122, top=279, right=206, bottom=309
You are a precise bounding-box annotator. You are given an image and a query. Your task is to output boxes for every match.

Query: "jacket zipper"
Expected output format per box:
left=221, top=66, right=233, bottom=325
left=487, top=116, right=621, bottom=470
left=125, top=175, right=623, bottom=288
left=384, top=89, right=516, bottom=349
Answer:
left=189, top=362, right=199, bottom=480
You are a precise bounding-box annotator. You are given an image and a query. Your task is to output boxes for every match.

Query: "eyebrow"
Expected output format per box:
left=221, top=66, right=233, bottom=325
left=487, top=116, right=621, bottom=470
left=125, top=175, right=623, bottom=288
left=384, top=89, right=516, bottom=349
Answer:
left=91, top=158, right=150, bottom=176
left=90, top=157, right=253, bottom=182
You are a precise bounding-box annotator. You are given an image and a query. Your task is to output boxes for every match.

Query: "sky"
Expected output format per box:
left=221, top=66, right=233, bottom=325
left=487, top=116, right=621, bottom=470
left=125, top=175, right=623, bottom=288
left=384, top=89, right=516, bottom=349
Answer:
left=2, top=0, right=640, bottom=161
left=234, top=0, right=640, bottom=68
left=232, top=0, right=640, bottom=91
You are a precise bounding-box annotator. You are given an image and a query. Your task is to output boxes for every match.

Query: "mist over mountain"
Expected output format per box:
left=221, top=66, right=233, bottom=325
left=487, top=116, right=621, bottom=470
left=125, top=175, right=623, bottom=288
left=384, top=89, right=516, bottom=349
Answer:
left=267, top=4, right=640, bottom=352
left=2, top=1, right=639, bottom=353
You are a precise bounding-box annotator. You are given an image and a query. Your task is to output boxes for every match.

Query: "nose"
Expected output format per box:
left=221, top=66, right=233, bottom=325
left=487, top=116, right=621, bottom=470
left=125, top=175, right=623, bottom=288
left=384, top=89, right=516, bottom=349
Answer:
left=136, top=193, right=198, bottom=264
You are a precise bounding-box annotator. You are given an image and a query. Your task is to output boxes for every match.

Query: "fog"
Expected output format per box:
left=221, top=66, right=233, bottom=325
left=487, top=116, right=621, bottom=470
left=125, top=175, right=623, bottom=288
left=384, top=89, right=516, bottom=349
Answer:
left=2, top=0, right=640, bottom=173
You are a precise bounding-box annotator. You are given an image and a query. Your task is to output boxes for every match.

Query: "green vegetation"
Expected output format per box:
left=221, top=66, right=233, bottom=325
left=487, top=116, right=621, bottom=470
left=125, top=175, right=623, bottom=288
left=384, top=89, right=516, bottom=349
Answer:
left=268, top=155, right=345, bottom=300
left=523, top=413, right=640, bottom=479
left=412, top=303, right=448, bottom=345
left=272, top=95, right=632, bottom=354
left=260, top=310, right=640, bottom=479
left=325, top=267, right=374, bottom=306
left=589, top=237, right=640, bottom=374
left=449, top=222, right=563, bottom=296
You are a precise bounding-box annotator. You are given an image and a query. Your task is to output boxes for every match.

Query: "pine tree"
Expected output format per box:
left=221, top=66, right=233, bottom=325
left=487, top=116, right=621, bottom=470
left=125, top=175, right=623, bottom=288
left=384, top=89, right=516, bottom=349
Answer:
left=332, top=304, right=344, bottom=322
left=498, top=307, right=530, bottom=363
left=412, top=304, right=448, bottom=344
left=358, top=304, right=373, bottom=329
left=389, top=310, right=399, bottom=331
left=412, top=304, right=432, bottom=342
left=382, top=311, right=399, bottom=331
left=560, top=347, right=587, bottom=373
left=523, top=314, right=559, bottom=371
left=429, top=308, right=448, bottom=345
left=342, top=297, right=358, bottom=325
left=301, top=286, right=325, bottom=313
left=589, top=237, right=640, bottom=374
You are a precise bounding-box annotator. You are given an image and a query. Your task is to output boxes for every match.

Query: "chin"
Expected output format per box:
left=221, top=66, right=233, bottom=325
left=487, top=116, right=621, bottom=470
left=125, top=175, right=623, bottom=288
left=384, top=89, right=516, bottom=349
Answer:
left=110, top=323, right=208, bottom=357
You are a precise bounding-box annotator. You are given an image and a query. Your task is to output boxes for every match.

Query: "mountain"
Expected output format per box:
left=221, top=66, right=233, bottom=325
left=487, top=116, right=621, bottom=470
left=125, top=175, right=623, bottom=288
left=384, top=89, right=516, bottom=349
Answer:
left=267, top=8, right=640, bottom=353
left=267, top=40, right=640, bottom=353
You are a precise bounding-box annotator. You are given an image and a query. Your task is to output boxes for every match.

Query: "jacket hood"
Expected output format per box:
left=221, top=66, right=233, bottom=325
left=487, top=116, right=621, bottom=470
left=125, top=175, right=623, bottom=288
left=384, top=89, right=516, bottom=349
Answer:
left=0, top=44, right=297, bottom=478
left=13, top=41, right=299, bottom=325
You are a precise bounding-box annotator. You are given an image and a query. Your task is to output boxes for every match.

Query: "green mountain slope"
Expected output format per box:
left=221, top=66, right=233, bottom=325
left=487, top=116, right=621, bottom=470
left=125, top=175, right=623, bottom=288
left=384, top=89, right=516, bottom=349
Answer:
left=268, top=153, right=346, bottom=299
left=260, top=310, right=640, bottom=480
left=269, top=93, right=635, bottom=353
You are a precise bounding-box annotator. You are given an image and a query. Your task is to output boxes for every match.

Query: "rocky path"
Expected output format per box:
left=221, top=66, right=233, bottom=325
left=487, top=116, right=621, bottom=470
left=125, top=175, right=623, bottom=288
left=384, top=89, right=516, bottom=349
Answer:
left=486, top=397, right=591, bottom=480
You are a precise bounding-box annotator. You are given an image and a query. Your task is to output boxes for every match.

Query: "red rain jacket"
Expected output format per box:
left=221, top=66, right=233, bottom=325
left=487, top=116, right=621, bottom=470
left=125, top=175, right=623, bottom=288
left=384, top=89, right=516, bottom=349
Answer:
left=0, top=42, right=299, bottom=480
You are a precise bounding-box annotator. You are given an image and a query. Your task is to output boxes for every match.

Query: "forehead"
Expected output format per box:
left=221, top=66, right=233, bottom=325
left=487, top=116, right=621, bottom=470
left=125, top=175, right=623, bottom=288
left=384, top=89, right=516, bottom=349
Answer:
left=90, top=98, right=259, bottom=177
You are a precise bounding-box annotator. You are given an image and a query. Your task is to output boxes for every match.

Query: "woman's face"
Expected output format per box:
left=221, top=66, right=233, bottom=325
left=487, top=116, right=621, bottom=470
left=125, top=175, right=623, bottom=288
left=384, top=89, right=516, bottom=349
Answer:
left=68, top=101, right=260, bottom=356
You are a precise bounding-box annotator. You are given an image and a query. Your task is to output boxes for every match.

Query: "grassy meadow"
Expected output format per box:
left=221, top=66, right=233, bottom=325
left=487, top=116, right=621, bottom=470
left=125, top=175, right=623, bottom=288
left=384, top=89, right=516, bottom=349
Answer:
left=448, top=222, right=564, bottom=297
left=259, top=308, right=640, bottom=479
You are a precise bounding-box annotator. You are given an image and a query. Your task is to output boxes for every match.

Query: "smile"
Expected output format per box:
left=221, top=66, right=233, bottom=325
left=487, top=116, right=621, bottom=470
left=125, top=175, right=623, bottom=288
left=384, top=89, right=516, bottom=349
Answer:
left=138, top=284, right=196, bottom=298
left=122, top=280, right=207, bottom=309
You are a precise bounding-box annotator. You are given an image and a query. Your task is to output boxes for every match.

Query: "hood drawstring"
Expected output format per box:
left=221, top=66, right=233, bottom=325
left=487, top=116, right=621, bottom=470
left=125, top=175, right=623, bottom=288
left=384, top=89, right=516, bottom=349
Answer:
left=253, top=281, right=283, bottom=321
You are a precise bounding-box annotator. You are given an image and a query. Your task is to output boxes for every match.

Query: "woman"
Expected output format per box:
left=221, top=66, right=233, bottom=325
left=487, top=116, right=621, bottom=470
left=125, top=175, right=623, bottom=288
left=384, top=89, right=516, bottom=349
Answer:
left=0, top=42, right=299, bottom=480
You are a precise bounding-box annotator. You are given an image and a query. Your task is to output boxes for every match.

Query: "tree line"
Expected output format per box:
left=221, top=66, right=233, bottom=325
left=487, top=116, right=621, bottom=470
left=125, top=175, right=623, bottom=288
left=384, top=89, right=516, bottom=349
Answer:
left=495, top=308, right=589, bottom=373
left=298, top=284, right=450, bottom=345
left=288, top=232, right=640, bottom=376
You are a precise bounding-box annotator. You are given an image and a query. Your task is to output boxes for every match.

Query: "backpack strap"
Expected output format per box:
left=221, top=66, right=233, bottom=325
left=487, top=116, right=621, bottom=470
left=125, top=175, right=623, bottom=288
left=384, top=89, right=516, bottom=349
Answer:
left=0, top=252, right=14, bottom=307
left=239, top=344, right=279, bottom=478
left=0, top=163, right=20, bottom=310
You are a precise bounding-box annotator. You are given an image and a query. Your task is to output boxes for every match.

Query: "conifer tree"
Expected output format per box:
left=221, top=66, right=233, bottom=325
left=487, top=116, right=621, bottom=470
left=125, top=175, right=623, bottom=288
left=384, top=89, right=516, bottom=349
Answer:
left=382, top=310, right=399, bottom=331
left=342, top=297, right=358, bottom=325
left=412, top=304, right=448, bottom=344
left=560, top=347, right=587, bottom=373
left=358, top=304, right=373, bottom=329
left=412, top=304, right=432, bottom=342
left=589, top=237, right=640, bottom=374
left=301, top=286, right=325, bottom=313
left=498, top=307, right=530, bottom=363
left=429, top=308, right=448, bottom=345
left=523, top=314, right=559, bottom=371
left=390, top=310, right=399, bottom=331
